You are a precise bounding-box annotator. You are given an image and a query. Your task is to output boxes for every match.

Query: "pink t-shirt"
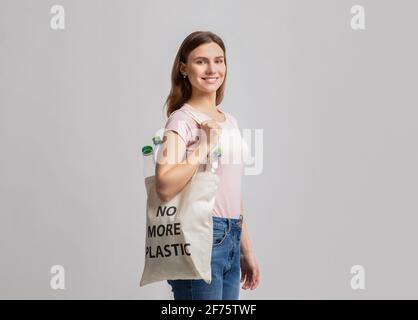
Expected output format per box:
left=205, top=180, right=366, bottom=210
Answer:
left=164, top=103, right=245, bottom=219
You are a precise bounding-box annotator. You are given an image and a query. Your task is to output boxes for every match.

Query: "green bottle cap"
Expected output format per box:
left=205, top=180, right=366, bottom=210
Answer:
left=142, top=145, right=153, bottom=155
left=152, top=136, right=162, bottom=145
left=213, top=147, right=223, bottom=158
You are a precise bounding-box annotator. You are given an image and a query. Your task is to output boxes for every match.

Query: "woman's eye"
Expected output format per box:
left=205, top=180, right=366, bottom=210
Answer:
left=196, top=60, right=223, bottom=64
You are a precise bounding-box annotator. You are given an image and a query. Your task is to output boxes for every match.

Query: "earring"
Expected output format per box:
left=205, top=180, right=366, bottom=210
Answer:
left=183, top=74, right=187, bottom=78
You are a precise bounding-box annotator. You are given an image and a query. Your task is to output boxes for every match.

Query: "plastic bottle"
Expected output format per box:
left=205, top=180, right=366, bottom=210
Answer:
left=152, top=136, right=162, bottom=165
left=142, top=145, right=155, bottom=179
left=206, top=146, right=223, bottom=173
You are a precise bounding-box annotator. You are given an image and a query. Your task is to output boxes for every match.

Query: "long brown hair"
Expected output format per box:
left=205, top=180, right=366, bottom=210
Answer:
left=163, top=31, right=227, bottom=118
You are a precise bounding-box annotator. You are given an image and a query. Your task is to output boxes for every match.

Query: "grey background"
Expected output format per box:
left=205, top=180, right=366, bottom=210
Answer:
left=1, top=0, right=417, bottom=299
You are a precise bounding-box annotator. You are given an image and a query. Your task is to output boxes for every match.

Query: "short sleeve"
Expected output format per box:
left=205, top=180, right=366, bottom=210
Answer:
left=227, top=113, right=252, bottom=164
left=164, top=110, right=195, bottom=146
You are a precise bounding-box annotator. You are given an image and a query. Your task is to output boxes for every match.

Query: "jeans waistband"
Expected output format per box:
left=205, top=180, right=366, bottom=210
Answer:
left=212, top=214, right=243, bottom=230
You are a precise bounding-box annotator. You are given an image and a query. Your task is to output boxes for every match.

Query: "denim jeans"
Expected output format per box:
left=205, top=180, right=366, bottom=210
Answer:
left=167, top=215, right=243, bottom=300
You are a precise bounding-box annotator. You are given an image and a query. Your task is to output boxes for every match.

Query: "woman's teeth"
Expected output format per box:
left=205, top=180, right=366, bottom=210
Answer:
left=202, top=77, right=218, bottom=83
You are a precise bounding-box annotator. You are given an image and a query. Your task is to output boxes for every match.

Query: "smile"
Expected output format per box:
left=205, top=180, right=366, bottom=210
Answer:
left=201, top=77, right=219, bottom=83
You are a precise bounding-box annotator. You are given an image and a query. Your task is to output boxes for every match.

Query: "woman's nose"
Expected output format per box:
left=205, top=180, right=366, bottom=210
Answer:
left=206, top=62, right=216, bottom=73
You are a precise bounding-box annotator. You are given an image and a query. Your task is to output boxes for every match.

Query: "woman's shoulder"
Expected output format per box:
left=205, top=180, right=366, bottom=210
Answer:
left=166, top=105, right=198, bottom=125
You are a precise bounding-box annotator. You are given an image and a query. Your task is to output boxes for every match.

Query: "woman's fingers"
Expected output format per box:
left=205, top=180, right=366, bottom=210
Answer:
left=200, top=120, right=222, bottom=151
left=241, top=270, right=260, bottom=290
left=244, top=275, right=252, bottom=289
left=241, top=272, right=246, bottom=283
left=251, top=270, right=260, bottom=289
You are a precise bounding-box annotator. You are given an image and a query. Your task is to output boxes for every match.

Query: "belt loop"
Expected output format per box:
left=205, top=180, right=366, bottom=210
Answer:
left=238, top=214, right=243, bottom=228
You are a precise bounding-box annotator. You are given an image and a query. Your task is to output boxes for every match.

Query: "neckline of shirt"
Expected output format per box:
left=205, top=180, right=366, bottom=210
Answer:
left=183, top=103, right=228, bottom=124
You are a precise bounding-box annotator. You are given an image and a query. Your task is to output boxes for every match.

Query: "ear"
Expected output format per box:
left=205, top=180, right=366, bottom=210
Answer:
left=179, top=62, right=186, bottom=75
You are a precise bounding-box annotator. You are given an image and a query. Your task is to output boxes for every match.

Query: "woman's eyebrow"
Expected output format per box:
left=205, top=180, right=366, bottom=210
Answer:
left=193, top=56, right=224, bottom=60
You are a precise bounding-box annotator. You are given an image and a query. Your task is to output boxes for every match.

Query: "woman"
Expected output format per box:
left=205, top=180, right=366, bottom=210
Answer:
left=155, top=31, right=260, bottom=300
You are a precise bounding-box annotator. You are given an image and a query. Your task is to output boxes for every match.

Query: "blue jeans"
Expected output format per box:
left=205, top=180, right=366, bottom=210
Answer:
left=167, top=215, right=243, bottom=300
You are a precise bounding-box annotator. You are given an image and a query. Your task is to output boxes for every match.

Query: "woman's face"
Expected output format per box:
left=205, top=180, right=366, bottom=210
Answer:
left=181, top=42, right=226, bottom=94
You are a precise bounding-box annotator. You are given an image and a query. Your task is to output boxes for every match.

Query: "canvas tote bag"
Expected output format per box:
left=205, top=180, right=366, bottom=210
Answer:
left=140, top=108, right=220, bottom=286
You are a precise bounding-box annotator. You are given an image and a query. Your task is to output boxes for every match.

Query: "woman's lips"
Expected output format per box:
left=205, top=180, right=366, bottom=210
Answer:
left=201, top=77, right=219, bottom=83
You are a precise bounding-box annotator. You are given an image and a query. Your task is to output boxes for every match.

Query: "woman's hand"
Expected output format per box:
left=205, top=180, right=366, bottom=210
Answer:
left=240, top=252, right=260, bottom=290
left=200, top=119, right=221, bottom=153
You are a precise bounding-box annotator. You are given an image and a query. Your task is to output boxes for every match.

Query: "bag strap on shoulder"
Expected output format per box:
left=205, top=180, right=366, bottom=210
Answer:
left=181, top=107, right=205, bottom=126
left=180, top=107, right=211, bottom=176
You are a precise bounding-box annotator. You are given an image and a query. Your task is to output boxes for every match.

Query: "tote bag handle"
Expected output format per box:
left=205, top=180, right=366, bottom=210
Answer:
left=167, top=106, right=221, bottom=177
left=181, top=107, right=222, bottom=173
left=180, top=107, right=204, bottom=126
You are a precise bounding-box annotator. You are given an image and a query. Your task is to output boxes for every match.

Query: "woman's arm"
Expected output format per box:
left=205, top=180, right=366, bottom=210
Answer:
left=240, top=200, right=253, bottom=256
left=239, top=199, right=260, bottom=290
left=155, top=130, right=209, bottom=202
left=156, top=119, right=221, bottom=202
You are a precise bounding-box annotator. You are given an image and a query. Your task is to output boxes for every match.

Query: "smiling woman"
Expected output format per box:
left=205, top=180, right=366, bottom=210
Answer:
left=194, top=56, right=224, bottom=84
left=154, top=31, right=260, bottom=300
left=179, top=42, right=227, bottom=97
